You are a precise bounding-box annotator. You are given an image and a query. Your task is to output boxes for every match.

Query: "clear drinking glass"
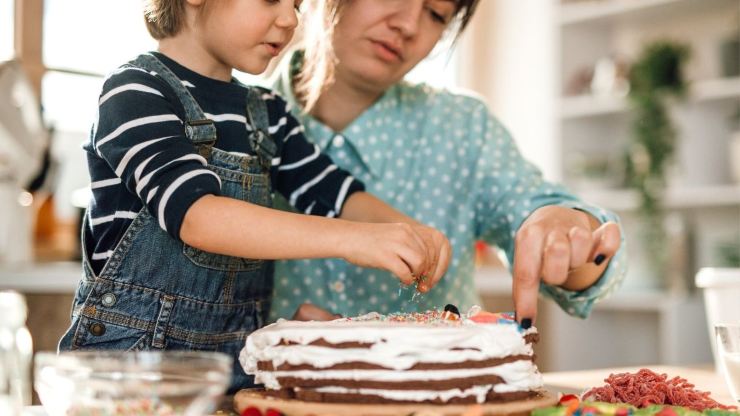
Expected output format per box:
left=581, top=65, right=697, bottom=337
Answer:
left=716, top=323, right=740, bottom=404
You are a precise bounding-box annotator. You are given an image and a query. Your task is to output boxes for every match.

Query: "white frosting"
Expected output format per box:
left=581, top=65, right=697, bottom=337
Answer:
left=256, top=360, right=543, bottom=391
left=240, top=319, right=535, bottom=374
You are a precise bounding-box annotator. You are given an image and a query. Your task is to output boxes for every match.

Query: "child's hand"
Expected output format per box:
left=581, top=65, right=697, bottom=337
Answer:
left=512, top=205, right=621, bottom=324
left=341, top=222, right=447, bottom=288
left=408, top=224, right=451, bottom=293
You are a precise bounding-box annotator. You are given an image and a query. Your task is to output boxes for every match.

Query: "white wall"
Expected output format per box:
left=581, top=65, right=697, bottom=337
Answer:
left=459, top=0, right=561, bottom=181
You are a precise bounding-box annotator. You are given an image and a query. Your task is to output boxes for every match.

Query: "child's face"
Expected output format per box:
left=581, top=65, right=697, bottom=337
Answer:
left=332, top=0, right=455, bottom=92
left=195, top=0, right=301, bottom=75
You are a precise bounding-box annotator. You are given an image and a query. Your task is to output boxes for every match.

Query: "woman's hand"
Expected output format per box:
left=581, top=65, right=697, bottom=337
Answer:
left=340, top=222, right=449, bottom=290
left=512, top=205, right=621, bottom=325
left=292, top=303, right=342, bottom=321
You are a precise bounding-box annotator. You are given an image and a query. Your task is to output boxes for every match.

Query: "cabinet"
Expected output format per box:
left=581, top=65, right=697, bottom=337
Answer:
left=468, top=0, right=740, bottom=371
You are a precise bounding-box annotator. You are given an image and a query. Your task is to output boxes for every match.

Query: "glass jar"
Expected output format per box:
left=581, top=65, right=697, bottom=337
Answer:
left=0, top=291, right=33, bottom=415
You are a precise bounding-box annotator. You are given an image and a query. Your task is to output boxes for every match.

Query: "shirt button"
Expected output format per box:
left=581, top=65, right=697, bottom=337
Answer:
left=332, top=281, right=345, bottom=293
left=89, top=322, right=106, bottom=336
left=101, top=293, right=117, bottom=307
left=332, top=135, right=345, bottom=147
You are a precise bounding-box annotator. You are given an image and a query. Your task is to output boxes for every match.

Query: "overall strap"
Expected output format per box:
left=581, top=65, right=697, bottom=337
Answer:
left=246, top=88, right=278, bottom=171
left=132, top=53, right=217, bottom=157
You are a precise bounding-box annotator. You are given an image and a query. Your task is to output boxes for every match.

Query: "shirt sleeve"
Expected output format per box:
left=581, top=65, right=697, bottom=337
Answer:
left=471, top=102, right=627, bottom=318
left=92, top=66, right=222, bottom=240
left=264, top=91, right=365, bottom=217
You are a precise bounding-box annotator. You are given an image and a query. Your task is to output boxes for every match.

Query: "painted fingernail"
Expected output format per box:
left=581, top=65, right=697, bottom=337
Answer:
left=594, top=254, right=606, bottom=266
left=520, top=318, right=532, bottom=330
left=444, top=304, right=460, bottom=316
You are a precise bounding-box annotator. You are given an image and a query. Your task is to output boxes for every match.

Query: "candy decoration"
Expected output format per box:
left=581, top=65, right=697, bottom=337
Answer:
left=559, top=393, right=581, bottom=416
left=441, top=310, right=460, bottom=321
left=241, top=406, right=263, bottom=416
left=265, top=408, right=283, bottom=416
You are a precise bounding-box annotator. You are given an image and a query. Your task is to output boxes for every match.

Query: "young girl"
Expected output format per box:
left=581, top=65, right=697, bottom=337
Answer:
left=58, top=0, right=450, bottom=391
left=270, top=0, right=627, bottom=325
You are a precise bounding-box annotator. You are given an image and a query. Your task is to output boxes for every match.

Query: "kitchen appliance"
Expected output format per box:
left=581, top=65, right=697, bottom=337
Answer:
left=0, top=61, right=49, bottom=264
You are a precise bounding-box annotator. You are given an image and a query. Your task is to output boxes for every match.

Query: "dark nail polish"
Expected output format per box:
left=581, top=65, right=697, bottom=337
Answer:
left=595, top=254, right=606, bottom=266
left=520, top=318, right=532, bottom=330
left=444, top=304, right=460, bottom=316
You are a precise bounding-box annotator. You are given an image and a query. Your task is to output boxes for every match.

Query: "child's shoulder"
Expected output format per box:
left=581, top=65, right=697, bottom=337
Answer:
left=99, top=59, right=168, bottom=96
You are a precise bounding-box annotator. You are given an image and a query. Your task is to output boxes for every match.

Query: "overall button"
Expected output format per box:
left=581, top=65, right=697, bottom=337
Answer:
left=332, top=135, right=345, bottom=147
left=101, top=293, right=117, bottom=307
left=332, top=281, right=345, bottom=293
left=89, top=322, right=106, bottom=336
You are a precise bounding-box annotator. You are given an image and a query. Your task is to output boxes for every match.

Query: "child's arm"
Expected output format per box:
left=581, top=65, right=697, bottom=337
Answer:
left=338, top=192, right=451, bottom=292
left=180, top=194, right=434, bottom=287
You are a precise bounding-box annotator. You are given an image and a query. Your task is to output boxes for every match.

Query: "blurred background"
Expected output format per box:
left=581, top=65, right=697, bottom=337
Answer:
left=1, top=0, right=739, bottom=375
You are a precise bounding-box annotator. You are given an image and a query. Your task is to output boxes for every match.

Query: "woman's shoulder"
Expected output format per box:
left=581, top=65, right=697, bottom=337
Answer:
left=396, top=80, right=490, bottom=114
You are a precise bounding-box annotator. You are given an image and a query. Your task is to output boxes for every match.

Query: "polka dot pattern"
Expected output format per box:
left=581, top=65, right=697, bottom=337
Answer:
left=268, top=63, right=627, bottom=322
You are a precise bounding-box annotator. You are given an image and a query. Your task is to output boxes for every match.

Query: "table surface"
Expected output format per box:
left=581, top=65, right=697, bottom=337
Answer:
left=23, top=365, right=737, bottom=414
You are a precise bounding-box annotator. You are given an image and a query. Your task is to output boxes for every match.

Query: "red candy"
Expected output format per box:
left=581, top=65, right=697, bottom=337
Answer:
left=241, top=406, right=262, bottom=416
left=558, top=393, right=580, bottom=416
left=656, top=408, right=678, bottom=416
left=265, top=408, right=283, bottom=416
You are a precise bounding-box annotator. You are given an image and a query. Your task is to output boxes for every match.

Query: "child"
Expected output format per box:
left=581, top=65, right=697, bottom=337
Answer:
left=58, top=0, right=450, bottom=391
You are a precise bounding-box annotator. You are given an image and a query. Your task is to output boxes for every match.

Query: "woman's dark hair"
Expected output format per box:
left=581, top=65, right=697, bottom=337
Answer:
left=296, top=0, right=481, bottom=111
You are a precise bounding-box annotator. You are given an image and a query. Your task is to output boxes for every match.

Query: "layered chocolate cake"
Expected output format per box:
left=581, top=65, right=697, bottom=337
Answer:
left=239, top=306, right=544, bottom=404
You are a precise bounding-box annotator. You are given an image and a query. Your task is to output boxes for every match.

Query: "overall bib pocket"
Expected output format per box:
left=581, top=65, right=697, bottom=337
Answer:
left=181, top=151, right=273, bottom=272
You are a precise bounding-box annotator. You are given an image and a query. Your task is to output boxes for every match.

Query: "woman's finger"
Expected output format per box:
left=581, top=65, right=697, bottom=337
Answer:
left=540, top=230, right=571, bottom=286
left=590, top=221, right=621, bottom=263
left=512, top=225, right=546, bottom=324
left=568, top=225, right=592, bottom=269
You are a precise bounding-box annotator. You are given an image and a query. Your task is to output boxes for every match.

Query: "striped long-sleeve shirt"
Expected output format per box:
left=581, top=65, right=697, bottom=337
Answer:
left=83, top=52, right=364, bottom=274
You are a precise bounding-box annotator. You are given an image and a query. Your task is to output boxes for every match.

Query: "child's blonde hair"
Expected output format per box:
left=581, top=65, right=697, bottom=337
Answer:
left=143, top=0, right=192, bottom=39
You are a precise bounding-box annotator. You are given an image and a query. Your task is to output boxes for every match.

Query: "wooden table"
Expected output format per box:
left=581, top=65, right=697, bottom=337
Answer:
left=542, top=365, right=736, bottom=407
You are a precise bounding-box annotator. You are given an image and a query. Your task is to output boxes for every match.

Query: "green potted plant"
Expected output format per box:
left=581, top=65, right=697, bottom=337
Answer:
left=624, top=41, right=691, bottom=280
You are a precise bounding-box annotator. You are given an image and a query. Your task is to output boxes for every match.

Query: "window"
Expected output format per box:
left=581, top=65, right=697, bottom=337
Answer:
left=0, top=0, right=13, bottom=61
left=43, top=0, right=156, bottom=75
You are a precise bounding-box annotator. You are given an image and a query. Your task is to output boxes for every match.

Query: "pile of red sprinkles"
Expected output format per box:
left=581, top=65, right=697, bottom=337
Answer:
left=582, top=368, right=737, bottom=412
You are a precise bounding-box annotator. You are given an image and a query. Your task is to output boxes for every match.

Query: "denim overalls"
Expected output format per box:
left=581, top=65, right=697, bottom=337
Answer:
left=59, top=53, right=277, bottom=392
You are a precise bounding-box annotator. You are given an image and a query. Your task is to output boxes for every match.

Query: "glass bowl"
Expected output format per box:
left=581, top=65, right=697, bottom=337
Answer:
left=35, top=351, right=232, bottom=416
left=716, top=323, right=740, bottom=404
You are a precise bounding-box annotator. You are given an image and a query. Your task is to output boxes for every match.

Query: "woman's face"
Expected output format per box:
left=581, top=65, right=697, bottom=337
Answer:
left=332, top=0, right=457, bottom=93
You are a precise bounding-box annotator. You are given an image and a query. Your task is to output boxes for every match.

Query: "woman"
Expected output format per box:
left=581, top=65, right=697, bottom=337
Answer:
left=270, top=0, right=626, bottom=324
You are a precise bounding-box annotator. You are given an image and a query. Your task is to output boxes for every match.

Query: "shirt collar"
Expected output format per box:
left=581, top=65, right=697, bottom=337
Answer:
left=272, top=49, right=403, bottom=179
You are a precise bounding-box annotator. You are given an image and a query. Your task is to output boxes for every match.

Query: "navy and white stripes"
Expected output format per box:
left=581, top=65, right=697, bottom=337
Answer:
left=83, top=52, right=363, bottom=273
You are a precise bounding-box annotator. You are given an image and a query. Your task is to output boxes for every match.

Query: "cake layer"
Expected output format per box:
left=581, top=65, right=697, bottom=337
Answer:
left=273, top=373, right=505, bottom=390
left=287, top=386, right=540, bottom=404
left=257, top=354, right=532, bottom=371
left=256, top=358, right=543, bottom=392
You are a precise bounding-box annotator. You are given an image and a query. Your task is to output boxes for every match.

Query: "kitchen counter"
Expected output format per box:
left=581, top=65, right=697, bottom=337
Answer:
left=0, top=261, right=81, bottom=293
